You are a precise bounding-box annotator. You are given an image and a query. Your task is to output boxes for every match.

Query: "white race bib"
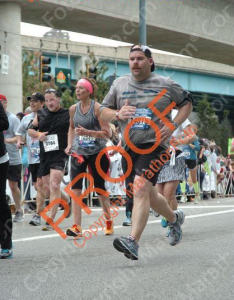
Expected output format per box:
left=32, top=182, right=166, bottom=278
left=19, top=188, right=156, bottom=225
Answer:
left=43, top=134, right=59, bottom=152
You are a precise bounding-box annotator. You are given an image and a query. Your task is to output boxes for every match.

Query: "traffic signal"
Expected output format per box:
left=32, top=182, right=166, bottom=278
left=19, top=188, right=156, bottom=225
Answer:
left=40, top=56, right=52, bottom=82
left=87, top=65, right=97, bottom=80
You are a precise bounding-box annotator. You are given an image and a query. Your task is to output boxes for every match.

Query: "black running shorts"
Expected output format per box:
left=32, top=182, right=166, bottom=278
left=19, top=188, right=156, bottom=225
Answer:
left=7, top=164, right=21, bottom=182
left=122, top=143, right=167, bottom=187
left=29, top=163, right=43, bottom=182
left=40, top=157, right=68, bottom=177
left=70, top=152, right=110, bottom=193
left=185, top=159, right=197, bottom=170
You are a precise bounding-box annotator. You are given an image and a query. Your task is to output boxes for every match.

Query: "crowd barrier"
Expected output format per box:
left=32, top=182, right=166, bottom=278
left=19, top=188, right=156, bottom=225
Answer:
left=6, top=156, right=234, bottom=211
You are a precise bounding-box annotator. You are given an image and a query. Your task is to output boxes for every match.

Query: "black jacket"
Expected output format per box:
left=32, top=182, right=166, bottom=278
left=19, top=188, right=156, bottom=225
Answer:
left=0, top=102, right=9, bottom=158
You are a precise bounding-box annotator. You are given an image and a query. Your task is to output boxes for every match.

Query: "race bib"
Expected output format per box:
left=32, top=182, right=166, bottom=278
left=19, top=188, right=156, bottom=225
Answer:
left=130, top=108, right=152, bottom=130
left=183, top=151, right=190, bottom=159
left=30, top=147, right=40, bottom=158
left=43, top=134, right=59, bottom=152
left=78, top=135, right=96, bottom=148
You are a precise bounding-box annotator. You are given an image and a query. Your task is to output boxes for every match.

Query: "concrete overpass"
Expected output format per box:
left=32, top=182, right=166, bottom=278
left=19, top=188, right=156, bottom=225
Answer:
left=11, top=0, right=234, bottom=65
left=1, top=0, right=234, bottom=112
left=22, top=35, right=234, bottom=126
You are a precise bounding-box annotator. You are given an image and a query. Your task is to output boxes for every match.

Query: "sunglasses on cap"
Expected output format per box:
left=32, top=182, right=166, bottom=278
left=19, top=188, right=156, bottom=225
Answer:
left=45, top=89, right=61, bottom=97
left=130, top=44, right=152, bottom=58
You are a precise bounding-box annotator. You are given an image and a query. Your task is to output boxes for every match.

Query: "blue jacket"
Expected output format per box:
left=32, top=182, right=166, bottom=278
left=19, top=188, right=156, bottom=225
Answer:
left=183, top=138, right=200, bottom=160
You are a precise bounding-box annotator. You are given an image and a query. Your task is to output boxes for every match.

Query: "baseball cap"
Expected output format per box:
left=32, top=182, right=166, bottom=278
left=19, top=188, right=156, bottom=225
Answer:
left=130, top=45, right=155, bottom=72
left=0, top=94, right=7, bottom=101
left=27, top=92, right=45, bottom=102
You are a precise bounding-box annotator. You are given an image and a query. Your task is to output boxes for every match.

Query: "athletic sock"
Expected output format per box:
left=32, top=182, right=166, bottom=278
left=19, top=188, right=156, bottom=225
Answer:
left=180, top=181, right=186, bottom=194
left=193, top=181, right=199, bottom=194
left=204, top=160, right=211, bottom=175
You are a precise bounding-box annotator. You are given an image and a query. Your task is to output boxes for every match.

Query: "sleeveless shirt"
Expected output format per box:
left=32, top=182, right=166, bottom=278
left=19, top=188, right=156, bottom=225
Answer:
left=73, top=100, right=106, bottom=155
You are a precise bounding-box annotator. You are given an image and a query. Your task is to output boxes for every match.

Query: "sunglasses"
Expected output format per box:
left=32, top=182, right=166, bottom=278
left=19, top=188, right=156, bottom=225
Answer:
left=45, top=89, right=61, bottom=97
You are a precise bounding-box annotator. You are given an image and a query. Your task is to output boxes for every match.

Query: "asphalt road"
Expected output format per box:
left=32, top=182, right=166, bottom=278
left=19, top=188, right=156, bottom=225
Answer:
left=1, top=197, right=234, bottom=300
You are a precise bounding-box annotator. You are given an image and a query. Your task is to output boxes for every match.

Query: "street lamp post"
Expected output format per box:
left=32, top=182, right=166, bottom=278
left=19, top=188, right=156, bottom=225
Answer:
left=139, top=0, right=147, bottom=45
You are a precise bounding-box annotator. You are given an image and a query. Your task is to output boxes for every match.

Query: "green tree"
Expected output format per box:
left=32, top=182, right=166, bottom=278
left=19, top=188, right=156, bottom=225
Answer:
left=60, top=88, right=77, bottom=109
left=196, top=95, right=221, bottom=145
left=219, top=110, right=233, bottom=156
left=22, top=50, right=55, bottom=110
left=80, top=50, right=109, bottom=103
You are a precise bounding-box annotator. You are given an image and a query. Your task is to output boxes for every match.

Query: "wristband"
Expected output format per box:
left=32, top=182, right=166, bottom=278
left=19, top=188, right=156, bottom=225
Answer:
left=37, top=132, right=43, bottom=138
left=172, top=121, right=179, bottom=130
left=116, top=110, right=120, bottom=120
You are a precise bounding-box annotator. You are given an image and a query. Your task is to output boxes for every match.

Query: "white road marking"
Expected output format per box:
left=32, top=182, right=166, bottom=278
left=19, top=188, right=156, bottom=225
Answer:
left=13, top=208, right=234, bottom=243
left=21, top=205, right=234, bottom=216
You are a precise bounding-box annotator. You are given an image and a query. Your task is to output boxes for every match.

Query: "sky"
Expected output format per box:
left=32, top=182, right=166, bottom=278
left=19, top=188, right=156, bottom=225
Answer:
left=20, top=22, right=186, bottom=57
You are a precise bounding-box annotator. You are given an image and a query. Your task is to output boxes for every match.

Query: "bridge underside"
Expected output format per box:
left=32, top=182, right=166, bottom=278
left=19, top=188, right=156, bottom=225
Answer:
left=19, top=1, right=234, bottom=67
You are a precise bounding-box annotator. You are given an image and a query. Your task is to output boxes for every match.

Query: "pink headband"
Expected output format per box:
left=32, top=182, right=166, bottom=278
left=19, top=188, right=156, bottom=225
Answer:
left=78, top=79, right=93, bottom=94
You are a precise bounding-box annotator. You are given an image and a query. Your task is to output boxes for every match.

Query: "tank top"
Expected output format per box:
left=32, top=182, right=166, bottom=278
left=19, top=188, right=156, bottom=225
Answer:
left=73, top=100, right=106, bottom=156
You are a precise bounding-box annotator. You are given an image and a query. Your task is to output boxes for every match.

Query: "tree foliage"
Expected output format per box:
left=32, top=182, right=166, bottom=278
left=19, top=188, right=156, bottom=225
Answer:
left=80, top=50, right=109, bottom=103
left=196, top=94, right=232, bottom=156
left=22, top=50, right=109, bottom=110
left=219, top=110, right=233, bottom=156
left=60, top=88, right=77, bottom=109
left=22, top=50, right=55, bottom=111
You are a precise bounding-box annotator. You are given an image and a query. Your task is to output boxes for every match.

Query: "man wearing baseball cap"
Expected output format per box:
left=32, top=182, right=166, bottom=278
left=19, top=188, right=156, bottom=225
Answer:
left=100, top=44, right=193, bottom=260
left=16, top=92, right=45, bottom=226
left=0, top=94, right=23, bottom=223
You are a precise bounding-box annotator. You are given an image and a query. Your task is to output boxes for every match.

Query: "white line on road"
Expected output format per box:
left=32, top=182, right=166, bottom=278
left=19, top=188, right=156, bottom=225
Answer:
left=13, top=208, right=234, bottom=243
left=22, top=205, right=234, bottom=216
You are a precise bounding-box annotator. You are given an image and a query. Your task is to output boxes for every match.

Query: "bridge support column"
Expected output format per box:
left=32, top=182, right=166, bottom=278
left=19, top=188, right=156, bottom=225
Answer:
left=0, top=2, right=22, bottom=113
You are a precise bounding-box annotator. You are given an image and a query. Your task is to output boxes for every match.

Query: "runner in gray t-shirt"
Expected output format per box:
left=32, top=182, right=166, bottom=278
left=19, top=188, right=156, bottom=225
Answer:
left=0, top=97, right=23, bottom=222
left=100, top=44, right=193, bottom=260
left=16, top=93, right=45, bottom=226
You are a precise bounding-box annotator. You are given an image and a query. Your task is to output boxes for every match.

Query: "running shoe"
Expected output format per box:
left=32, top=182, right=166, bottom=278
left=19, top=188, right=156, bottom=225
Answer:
left=29, top=214, right=41, bottom=226
left=66, top=224, right=83, bottom=237
left=180, top=195, right=188, bottom=203
left=42, top=219, right=54, bottom=231
left=0, top=248, right=13, bottom=259
left=13, top=211, right=23, bottom=223
left=105, top=219, right=114, bottom=235
left=122, top=212, right=132, bottom=226
left=113, top=236, right=139, bottom=260
left=161, top=217, right=168, bottom=228
left=166, top=227, right=170, bottom=237
left=168, top=209, right=185, bottom=246
left=194, top=195, right=201, bottom=204
left=153, top=211, right=160, bottom=218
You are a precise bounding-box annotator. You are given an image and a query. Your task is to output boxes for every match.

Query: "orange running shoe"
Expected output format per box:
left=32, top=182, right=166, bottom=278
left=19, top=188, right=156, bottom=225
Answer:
left=105, top=219, right=114, bottom=235
left=66, top=224, right=83, bottom=237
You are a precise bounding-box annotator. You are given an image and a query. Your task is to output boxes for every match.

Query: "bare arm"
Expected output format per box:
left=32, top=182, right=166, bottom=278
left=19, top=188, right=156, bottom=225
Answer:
left=16, top=135, right=26, bottom=149
left=4, top=137, right=17, bottom=144
left=173, top=102, right=193, bottom=127
left=65, top=105, right=76, bottom=155
left=28, top=114, right=48, bottom=141
left=160, top=101, right=193, bottom=143
left=100, top=100, right=136, bottom=123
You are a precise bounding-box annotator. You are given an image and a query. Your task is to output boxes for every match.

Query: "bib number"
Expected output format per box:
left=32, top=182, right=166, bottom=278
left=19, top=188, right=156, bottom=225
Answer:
left=78, top=136, right=96, bottom=148
left=43, top=135, right=59, bottom=152
left=130, top=108, right=152, bottom=130
left=183, top=151, right=190, bottom=159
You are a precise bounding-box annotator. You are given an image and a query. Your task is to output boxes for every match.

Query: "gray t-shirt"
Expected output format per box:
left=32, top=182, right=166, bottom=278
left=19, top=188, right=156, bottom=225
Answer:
left=100, top=73, right=192, bottom=150
left=73, top=100, right=106, bottom=156
left=4, top=112, right=21, bottom=165
left=16, top=112, right=40, bottom=165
